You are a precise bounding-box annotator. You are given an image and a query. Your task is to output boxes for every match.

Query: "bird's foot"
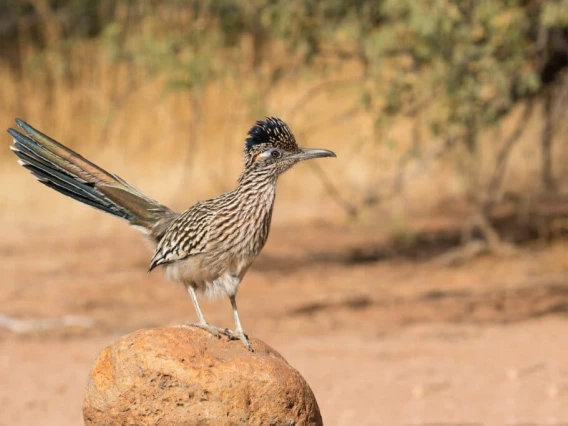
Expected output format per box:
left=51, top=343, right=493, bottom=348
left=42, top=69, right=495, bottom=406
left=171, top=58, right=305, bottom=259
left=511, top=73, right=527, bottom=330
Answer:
left=223, top=328, right=253, bottom=352
left=182, top=323, right=253, bottom=351
left=182, top=322, right=226, bottom=339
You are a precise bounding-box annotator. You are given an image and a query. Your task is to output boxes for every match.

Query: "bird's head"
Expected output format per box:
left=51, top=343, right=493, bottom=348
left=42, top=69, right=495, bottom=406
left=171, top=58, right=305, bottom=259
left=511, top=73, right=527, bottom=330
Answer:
left=242, top=117, right=336, bottom=179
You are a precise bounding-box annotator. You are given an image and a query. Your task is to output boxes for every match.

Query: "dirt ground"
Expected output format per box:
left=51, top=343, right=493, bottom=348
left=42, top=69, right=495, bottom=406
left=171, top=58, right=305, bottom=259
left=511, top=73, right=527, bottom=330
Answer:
left=0, top=223, right=567, bottom=426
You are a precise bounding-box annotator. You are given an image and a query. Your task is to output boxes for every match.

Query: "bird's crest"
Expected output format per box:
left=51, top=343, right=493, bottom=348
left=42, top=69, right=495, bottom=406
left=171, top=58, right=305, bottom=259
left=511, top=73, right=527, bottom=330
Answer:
left=245, top=117, right=299, bottom=153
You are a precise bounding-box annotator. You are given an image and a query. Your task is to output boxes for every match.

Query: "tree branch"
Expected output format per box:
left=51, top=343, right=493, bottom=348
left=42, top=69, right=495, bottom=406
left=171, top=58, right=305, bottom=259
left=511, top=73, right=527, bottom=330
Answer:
left=484, top=101, right=535, bottom=214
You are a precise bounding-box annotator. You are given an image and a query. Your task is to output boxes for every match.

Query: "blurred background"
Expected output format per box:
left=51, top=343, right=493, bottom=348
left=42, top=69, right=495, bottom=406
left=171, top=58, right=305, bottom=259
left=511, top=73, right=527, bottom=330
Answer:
left=0, top=1, right=567, bottom=425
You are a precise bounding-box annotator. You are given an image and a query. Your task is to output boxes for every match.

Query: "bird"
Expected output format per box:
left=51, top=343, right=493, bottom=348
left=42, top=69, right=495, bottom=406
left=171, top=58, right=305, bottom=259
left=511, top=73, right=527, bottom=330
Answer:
left=7, top=117, right=336, bottom=350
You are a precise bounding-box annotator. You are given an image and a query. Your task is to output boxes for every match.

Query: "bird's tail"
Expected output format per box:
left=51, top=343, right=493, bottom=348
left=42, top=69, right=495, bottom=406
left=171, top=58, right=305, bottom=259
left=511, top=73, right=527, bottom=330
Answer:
left=7, top=119, right=175, bottom=231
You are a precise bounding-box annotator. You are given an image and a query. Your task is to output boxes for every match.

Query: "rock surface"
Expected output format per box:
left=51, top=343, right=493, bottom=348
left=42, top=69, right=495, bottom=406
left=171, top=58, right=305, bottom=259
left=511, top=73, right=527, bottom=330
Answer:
left=83, top=327, right=322, bottom=426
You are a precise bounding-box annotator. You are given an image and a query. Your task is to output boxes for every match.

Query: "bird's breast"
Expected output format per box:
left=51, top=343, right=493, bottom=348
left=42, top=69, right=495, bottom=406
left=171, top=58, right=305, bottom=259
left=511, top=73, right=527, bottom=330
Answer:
left=204, top=188, right=275, bottom=275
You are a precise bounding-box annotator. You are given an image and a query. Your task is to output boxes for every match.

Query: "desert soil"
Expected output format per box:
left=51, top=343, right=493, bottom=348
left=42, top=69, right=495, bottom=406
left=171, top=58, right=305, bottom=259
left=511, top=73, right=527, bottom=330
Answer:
left=0, top=224, right=567, bottom=426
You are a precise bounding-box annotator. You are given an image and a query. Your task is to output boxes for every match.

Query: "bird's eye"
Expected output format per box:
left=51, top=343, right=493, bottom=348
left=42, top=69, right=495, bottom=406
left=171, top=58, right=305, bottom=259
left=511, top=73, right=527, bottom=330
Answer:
left=270, top=150, right=282, bottom=158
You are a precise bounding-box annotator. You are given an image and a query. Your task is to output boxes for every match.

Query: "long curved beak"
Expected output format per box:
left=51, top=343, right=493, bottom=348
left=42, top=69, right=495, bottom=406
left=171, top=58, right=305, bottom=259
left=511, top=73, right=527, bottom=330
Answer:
left=286, top=148, right=337, bottom=162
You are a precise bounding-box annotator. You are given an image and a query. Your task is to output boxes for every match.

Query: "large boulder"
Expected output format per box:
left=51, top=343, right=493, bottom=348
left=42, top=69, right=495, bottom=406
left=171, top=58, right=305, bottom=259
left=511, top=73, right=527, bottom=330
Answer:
left=83, top=327, right=322, bottom=426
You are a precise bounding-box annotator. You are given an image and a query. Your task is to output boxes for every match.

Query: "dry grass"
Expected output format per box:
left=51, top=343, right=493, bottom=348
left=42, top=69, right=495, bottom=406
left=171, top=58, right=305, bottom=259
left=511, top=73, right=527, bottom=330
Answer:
left=1, top=40, right=566, bottom=236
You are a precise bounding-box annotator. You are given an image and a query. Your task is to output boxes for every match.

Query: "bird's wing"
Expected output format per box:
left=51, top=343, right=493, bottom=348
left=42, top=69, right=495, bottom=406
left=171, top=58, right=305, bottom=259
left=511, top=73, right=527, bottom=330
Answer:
left=148, top=203, right=213, bottom=272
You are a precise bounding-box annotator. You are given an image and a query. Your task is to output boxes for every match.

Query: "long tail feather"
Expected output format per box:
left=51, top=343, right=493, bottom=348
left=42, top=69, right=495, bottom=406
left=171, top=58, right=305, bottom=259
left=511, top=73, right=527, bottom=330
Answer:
left=8, top=119, right=175, bottom=229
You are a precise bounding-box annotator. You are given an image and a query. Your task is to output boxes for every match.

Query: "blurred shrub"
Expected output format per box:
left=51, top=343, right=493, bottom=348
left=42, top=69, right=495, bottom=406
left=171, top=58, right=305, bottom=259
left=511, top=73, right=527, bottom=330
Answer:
left=3, top=1, right=566, bottom=134
left=1, top=0, right=567, bottom=216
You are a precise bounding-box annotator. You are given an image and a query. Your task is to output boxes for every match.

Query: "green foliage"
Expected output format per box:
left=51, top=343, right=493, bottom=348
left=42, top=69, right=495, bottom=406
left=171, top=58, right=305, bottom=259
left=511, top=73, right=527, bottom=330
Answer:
left=369, top=0, right=541, bottom=147
left=542, top=0, right=568, bottom=27
left=3, top=0, right=567, bottom=155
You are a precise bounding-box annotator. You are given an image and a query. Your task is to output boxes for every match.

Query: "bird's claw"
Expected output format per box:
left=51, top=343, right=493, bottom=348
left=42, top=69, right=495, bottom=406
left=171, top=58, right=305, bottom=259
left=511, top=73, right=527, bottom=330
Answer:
left=183, top=323, right=253, bottom=351
left=225, top=329, right=253, bottom=351
left=182, top=322, right=223, bottom=338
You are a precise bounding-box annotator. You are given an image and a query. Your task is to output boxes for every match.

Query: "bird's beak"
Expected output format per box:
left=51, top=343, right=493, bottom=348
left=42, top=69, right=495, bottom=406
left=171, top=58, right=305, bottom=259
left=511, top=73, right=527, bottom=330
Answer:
left=286, top=148, right=337, bottom=162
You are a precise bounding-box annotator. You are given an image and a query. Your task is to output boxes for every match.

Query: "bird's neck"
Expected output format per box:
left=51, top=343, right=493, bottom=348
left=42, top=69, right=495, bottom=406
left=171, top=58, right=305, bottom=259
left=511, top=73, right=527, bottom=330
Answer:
left=233, top=169, right=277, bottom=254
left=234, top=169, right=277, bottom=223
left=237, top=168, right=278, bottom=192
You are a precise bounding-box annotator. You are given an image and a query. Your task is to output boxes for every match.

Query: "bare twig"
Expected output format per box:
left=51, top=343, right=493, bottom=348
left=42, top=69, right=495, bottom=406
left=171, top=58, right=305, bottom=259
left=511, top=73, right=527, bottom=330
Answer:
left=173, top=93, right=203, bottom=198
left=552, top=73, right=568, bottom=126
left=541, top=87, right=557, bottom=191
left=293, top=105, right=361, bottom=218
left=484, top=101, right=535, bottom=214
left=394, top=96, right=423, bottom=193
left=286, top=78, right=362, bottom=121
left=364, top=136, right=455, bottom=208
left=306, top=161, right=358, bottom=217
left=301, top=105, right=360, bottom=139
left=98, top=71, right=137, bottom=149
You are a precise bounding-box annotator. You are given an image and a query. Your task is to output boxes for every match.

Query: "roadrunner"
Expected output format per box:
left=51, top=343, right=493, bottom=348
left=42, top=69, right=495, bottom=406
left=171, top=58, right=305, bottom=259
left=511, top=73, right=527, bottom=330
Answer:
left=7, top=117, right=335, bottom=350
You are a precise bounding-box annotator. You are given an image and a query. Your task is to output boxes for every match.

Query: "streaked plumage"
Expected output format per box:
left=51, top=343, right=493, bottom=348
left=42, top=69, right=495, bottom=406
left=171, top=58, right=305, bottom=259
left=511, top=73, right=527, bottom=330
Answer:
left=7, top=116, right=336, bottom=350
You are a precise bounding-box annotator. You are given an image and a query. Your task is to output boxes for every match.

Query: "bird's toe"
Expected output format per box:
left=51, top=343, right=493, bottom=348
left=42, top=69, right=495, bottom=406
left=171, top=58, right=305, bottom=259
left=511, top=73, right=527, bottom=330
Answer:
left=184, top=322, right=222, bottom=338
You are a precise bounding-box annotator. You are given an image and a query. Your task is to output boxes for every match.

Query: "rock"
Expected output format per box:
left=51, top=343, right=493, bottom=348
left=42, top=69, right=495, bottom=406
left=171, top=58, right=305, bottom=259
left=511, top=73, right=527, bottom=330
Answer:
left=83, top=327, right=322, bottom=426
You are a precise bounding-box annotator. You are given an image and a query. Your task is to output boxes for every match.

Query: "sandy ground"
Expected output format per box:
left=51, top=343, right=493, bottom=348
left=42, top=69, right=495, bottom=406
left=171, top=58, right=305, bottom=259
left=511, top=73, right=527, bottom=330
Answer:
left=0, top=224, right=567, bottom=426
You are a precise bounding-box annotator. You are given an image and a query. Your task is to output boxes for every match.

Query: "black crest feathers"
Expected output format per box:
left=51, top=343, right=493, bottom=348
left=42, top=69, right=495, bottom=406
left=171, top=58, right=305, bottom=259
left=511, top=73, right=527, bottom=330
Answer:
left=245, top=117, right=299, bottom=152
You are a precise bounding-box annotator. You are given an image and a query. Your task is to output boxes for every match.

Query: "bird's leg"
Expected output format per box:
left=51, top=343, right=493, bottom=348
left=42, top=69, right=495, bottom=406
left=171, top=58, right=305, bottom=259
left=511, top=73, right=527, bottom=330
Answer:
left=184, top=286, right=225, bottom=338
left=183, top=287, right=251, bottom=350
left=228, top=295, right=252, bottom=351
